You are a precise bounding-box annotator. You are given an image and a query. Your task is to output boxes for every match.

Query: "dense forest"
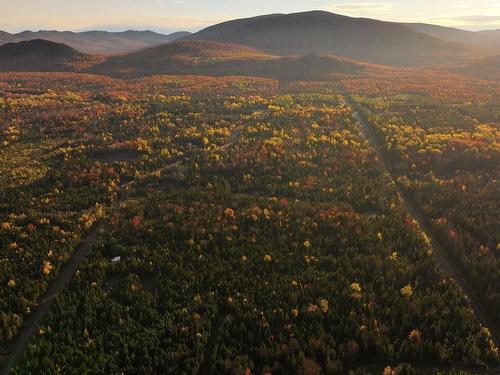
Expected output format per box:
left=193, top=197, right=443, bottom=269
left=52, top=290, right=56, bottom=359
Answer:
left=352, top=95, right=499, bottom=327
left=0, top=72, right=498, bottom=374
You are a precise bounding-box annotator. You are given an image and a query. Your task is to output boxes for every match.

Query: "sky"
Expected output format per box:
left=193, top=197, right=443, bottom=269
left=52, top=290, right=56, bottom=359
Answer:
left=1, top=0, right=499, bottom=33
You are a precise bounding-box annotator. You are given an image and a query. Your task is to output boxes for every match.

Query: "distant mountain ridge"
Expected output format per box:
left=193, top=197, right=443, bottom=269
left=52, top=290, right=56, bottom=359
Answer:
left=2, top=10, right=500, bottom=80
left=404, top=23, right=500, bottom=52
left=2, top=12, right=499, bottom=62
left=0, top=30, right=192, bottom=55
left=0, top=39, right=101, bottom=72
left=187, top=11, right=477, bottom=66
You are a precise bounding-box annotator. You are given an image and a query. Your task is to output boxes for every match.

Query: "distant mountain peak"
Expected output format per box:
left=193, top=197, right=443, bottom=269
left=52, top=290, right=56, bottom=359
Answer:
left=0, top=39, right=81, bottom=56
left=0, top=39, right=101, bottom=72
left=187, top=10, right=479, bottom=66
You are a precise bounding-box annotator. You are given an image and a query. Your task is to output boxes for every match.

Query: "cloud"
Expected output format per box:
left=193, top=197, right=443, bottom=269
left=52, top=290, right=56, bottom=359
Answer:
left=429, top=14, right=500, bottom=29
left=436, top=15, right=500, bottom=22
left=324, top=2, right=395, bottom=17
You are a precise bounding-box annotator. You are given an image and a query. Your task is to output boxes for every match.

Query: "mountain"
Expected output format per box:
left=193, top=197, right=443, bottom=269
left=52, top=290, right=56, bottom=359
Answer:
left=0, top=39, right=101, bottom=72
left=0, top=30, right=192, bottom=55
left=187, top=11, right=476, bottom=66
left=160, top=31, right=193, bottom=41
left=89, top=40, right=273, bottom=73
left=405, top=24, right=500, bottom=52
left=0, top=31, right=12, bottom=44
left=458, top=55, right=500, bottom=80
left=88, top=40, right=365, bottom=80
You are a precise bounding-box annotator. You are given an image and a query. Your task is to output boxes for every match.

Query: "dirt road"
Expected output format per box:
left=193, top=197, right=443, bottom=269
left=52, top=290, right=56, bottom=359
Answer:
left=0, top=220, right=106, bottom=375
left=0, top=126, right=245, bottom=375
left=344, top=97, right=499, bottom=352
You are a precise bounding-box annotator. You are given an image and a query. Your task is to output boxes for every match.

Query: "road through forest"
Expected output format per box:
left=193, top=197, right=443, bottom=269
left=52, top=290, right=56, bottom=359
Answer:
left=344, top=96, right=500, bottom=358
left=0, top=127, right=243, bottom=375
left=0, top=221, right=106, bottom=375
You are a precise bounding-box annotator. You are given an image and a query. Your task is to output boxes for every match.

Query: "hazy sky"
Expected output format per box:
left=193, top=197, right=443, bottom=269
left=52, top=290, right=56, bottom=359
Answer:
left=1, top=0, right=499, bottom=33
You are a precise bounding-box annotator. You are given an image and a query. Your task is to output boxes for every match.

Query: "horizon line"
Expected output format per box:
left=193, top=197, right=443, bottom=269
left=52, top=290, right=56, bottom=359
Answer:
left=2, top=10, right=500, bottom=34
